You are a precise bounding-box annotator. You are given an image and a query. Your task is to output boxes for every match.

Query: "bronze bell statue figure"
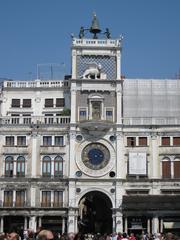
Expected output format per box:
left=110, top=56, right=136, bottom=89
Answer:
left=90, top=13, right=101, bottom=39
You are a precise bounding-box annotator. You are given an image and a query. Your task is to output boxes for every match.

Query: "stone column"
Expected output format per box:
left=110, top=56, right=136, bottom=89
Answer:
left=116, top=88, right=122, bottom=125
left=13, top=190, right=16, bottom=207
left=62, top=217, right=65, bottom=234
left=38, top=217, right=42, bottom=227
left=70, top=88, right=76, bottom=124
left=31, top=134, right=38, bottom=177
left=152, top=216, right=159, bottom=234
left=13, top=161, right=17, bottom=177
left=147, top=218, right=151, bottom=234
left=29, top=216, right=37, bottom=232
left=124, top=217, right=128, bottom=233
left=116, top=213, right=123, bottom=233
left=112, top=214, right=116, bottom=232
left=151, top=135, right=159, bottom=178
left=24, top=217, right=28, bottom=230
left=67, top=209, right=76, bottom=233
left=160, top=218, right=163, bottom=233
left=30, top=187, right=36, bottom=207
left=0, top=217, right=4, bottom=233
left=116, top=132, right=124, bottom=178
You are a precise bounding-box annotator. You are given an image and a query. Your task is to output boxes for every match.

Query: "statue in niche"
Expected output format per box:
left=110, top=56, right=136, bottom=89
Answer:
left=92, top=101, right=101, bottom=120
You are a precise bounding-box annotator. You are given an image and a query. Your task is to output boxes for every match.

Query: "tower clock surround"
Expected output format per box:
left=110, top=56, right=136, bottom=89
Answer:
left=76, top=139, right=116, bottom=177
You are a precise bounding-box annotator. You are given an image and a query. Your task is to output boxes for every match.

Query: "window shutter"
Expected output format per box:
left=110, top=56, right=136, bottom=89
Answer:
left=174, top=161, right=180, bottom=178
left=23, top=99, right=31, bottom=108
left=45, top=99, right=53, bottom=107
left=173, top=137, right=180, bottom=145
left=139, top=137, right=147, bottom=146
left=56, top=98, right=65, bottom=107
left=162, top=161, right=171, bottom=178
left=12, top=99, right=20, bottom=107
left=162, top=137, right=170, bottom=146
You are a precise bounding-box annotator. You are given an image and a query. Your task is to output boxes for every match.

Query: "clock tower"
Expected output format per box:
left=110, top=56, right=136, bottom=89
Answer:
left=68, top=14, right=124, bottom=234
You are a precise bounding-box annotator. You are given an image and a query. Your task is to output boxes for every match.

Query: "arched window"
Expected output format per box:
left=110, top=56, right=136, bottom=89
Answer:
left=16, top=156, right=25, bottom=177
left=42, top=156, right=51, bottom=177
left=162, top=158, right=171, bottom=179
left=5, top=156, right=14, bottom=177
left=174, top=158, right=180, bottom=179
left=54, top=156, right=63, bottom=177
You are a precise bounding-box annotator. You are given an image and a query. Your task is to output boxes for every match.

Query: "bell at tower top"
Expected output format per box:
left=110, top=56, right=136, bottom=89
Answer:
left=77, top=13, right=113, bottom=40
left=89, top=13, right=101, bottom=39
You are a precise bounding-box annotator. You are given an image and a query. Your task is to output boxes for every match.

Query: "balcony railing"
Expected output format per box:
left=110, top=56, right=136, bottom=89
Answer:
left=3, top=80, right=70, bottom=88
left=0, top=116, right=70, bottom=126
left=41, top=202, right=64, bottom=208
left=122, top=117, right=180, bottom=126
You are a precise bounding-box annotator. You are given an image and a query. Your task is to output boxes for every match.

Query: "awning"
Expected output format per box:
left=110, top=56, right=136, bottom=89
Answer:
left=122, top=195, right=180, bottom=211
left=164, top=222, right=180, bottom=229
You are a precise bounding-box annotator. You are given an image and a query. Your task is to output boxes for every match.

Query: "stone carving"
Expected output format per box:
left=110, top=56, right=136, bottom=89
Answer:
left=82, top=63, right=101, bottom=79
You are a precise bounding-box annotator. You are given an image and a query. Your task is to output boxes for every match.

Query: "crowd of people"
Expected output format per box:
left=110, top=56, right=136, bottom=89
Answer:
left=0, top=230, right=179, bottom=240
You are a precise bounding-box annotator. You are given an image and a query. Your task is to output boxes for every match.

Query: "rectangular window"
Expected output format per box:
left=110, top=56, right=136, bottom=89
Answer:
left=106, top=110, right=113, bottom=122
left=127, top=137, right=136, bottom=147
left=54, top=191, right=63, bottom=207
left=173, top=137, right=180, bottom=146
left=16, top=190, right=25, bottom=207
left=17, top=136, right=26, bottom=146
left=54, top=136, right=64, bottom=146
left=139, top=137, right=147, bottom=146
left=41, top=191, right=51, bottom=207
left=45, top=99, right=53, bottom=108
left=4, top=191, right=13, bottom=207
left=56, top=98, right=65, bottom=107
left=22, top=99, right=31, bottom=108
left=106, top=111, right=113, bottom=116
left=11, top=99, right=20, bottom=108
left=80, top=111, right=86, bottom=116
left=162, top=137, right=170, bottom=146
left=43, top=136, right=52, bottom=146
left=79, top=109, right=87, bottom=121
left=5, top=136, right=14, bottom=146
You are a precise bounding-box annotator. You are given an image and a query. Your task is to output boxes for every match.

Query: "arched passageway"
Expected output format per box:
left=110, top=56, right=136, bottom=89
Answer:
left=78, top=191, right=112, bottom=234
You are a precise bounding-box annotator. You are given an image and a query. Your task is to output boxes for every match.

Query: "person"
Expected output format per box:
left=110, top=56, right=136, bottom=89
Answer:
left=129, top=233, right=136, bottom=240
left=7, top=232, right=20, bottom=240
left=37, top=230, right=54, bottom=240
left=121, top=233, right=128, bottom=240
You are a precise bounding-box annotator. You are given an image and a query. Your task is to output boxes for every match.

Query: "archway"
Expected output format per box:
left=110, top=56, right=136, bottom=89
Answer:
left=78, top=191, right=112, bottom=234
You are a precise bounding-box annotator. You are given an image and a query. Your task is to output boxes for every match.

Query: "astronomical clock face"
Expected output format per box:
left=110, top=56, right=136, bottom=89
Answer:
left=81, top=143, right=110, bottom=170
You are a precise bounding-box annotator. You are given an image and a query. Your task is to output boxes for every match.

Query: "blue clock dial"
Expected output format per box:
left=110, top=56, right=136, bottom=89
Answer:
left=82, top=143, right=110, bottom=170
left=88, top=148, right=104, bottom=165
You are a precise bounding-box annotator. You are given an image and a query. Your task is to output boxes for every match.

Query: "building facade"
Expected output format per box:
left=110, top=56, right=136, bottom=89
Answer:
left=0, top=15, right=180, bottom=235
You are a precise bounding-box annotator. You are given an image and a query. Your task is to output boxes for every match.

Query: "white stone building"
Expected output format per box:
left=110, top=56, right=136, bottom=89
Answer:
left=0, top=15, right=180, bottom=236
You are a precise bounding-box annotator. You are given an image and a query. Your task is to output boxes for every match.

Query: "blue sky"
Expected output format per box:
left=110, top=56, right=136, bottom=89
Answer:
left=0, top=0, right=180, bottom=80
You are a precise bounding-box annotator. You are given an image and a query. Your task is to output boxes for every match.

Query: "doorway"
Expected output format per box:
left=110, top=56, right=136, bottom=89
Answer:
left=78, top=191, right=112, bottom=234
